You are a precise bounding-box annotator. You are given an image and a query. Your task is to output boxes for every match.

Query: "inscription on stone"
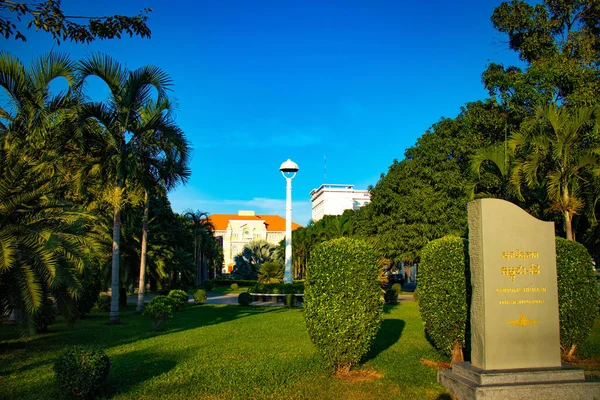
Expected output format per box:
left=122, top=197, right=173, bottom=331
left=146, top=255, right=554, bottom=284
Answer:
left=468, top=199, right=561, bottom=370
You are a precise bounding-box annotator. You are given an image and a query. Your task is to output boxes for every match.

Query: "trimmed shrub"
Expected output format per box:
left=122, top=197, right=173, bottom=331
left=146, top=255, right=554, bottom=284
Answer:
left=249, top=282, right=304, bottom=294
left=168, top=290, right=188, bottom=311
left=230, top=283, right=239, bottom=291
left=384, top=289, right=398, bottom=305
left=284, top=293, right=297, bottom=307
left=305, top=237, right=382, bottom=373
left=143, top=296, right=175, bottom=331
left=391, top=282, right=402, bottom=293
left=417, top=236, right=469, bottom=362
left=555, top=237, right=600, bottom=359
left=96, top=294, right=111, bottom=312
left=203, top=280, right=214, bottom=291
left=54, top=345, right=110, bottom=399
left=193, top=289, right=208, bottom=305
left=238, top=292, right=252, bottom=306
left=213, top=279, right=257, bottom=287
left=34, top=296, right=56, bottom=333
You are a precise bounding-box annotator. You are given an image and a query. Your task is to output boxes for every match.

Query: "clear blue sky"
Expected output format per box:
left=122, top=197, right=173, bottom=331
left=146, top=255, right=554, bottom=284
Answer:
left=4, top=0, right=522, bottom=225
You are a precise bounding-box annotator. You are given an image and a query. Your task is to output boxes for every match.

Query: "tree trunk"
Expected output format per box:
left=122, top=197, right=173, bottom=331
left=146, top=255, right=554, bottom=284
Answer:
left=136, top=189, right=150, bottom=313
left=565, top=211, right=573, bottom=241
left=451, top=341, right=464, bottom=363
left=566, top=344, right=577, bottom=361
left=109, top=202, right=122, bottom=324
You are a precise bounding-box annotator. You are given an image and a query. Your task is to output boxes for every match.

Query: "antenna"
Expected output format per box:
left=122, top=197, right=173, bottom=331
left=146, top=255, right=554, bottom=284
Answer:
left=324, top=154, right=327, bottom=184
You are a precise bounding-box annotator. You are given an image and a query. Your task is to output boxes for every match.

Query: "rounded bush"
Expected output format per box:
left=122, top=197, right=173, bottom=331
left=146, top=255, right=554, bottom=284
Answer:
left=143, top=296, right=175, bottom=331
left=203, top=280, right=214, bottom=291
left=193, top=289, right=207, bottom=305
left=168, top=290, right=188, bottom=311
left=391, top=282, right=402, bottom=293
left=384, top=289, right=398, bottom=305
left=238, top=292, right=252, bottom=306
left=304, top=237, right=382, bottom=372
left=96, top=294, right=111, bottom=312
left=54, top=345, right=110, bottom=399
left=555, top=237, right=600, bottom=357
left=230, top=283, right=239, bottom=291
left=417, top=236, right=468, bottom=361
left=284, top=293, right=297, bottom=307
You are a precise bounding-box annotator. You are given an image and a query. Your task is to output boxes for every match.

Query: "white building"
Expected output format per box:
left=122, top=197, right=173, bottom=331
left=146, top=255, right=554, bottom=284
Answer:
left=208, top=210, right=302, bottom=273
left=310, top=184, right=371, bottom=222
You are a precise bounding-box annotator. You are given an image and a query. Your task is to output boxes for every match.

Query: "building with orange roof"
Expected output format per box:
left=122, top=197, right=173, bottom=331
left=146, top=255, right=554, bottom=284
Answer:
left=208, top=210, right=303, bottom=273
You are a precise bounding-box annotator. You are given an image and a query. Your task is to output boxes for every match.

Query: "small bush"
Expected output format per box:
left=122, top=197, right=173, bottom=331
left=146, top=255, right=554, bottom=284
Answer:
left=384, top=289, right=398, bottom=305
left=238, top=292, right=252, bottom=306
left=284, top=293, right=297, bottom=307
left=203, top=280, right=214, bottom=291
left=143, top=296, right=175, bottom=331
left=305, top=237, right=382, bottom=373
left=249, top=282, right=304, bottom=294
left=391, top=282, right=402, bottom=293
left=34, top=296, right=56, bottom=333
left=96, top=294, right=111, bottom=312
left=168, top=290, right=188, bottom=311
left=555, top=237, right=600, bottom=359
left=230, top=283, right=239, bottom=291
left=194, top=289, right=207, bottom=305
left=417, top=236, right=469, bottom=362
left=54, top=345, right=110, bottom=399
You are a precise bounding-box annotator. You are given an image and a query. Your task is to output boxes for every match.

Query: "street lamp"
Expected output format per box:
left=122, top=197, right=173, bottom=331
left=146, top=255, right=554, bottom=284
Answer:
left=280, top=159, right=299, bottom=284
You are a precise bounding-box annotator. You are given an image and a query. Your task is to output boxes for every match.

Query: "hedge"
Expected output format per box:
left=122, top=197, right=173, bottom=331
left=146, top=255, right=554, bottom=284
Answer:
left=417, top=236, right=469, bottom=362
left=213, top=279, right=258, bottom=287
left=555, top=237, right=600, bottom=359
left=249, top=282, right=304, bottom=294
left=54, top=345, right=110, bottom=399
left=304, top=237, right=382, bottom=373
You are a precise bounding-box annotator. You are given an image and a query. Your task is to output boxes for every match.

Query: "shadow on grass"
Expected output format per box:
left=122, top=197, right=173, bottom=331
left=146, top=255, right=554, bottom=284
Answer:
left=108, top=348, right=179, bottom=396
left=364, top=318, right=405, bottom=362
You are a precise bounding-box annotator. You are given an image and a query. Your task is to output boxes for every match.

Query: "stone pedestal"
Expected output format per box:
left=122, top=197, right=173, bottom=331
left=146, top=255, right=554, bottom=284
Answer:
left=439, top=362, right=600, bottom=400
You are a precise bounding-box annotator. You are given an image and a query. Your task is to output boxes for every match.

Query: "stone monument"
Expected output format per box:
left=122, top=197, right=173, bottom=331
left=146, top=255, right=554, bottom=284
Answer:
left=438, top=198, right=600, bottom=399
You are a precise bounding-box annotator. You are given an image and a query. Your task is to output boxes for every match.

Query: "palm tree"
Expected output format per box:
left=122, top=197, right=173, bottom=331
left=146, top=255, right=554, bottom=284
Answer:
left=470, top=143, right=519, bottom=200
left=184, top=210, right=216, bottom=286
left=76, top=53, right=172, bottom=323
left=232, top=239, right=281, bottom=280
left=0, top=52, right=97, bottom=333
left=513, top=103, right=599, bottom=240
left=133, top=99, right=190, bottom=312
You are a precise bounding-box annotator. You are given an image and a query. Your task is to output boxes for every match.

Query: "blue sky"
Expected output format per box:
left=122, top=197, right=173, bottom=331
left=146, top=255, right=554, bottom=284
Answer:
left=4, top=0, right=522, bottom=225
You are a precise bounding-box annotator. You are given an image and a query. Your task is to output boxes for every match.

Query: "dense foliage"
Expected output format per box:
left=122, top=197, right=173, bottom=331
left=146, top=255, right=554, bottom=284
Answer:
left=250, top=283, right=304, bottom=294
left=168, top=290, right=189, bottom=311
left=193, top=289, right=208, bottom=305
left=237, top=292, right=252, bottom=306
left=143, top=296, right=175, bottom=331
left=53, top=345, right=110, bottom=399
left=555, top=237, right=600, bottom=359
left=417, top=236, right=469, bottom=362
left=304, top=238, right=382, bottom=373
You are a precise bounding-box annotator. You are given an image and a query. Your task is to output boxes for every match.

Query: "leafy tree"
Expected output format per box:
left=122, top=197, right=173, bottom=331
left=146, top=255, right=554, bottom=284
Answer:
left=75, top=53, right=172, bottom=324
left=1, top=0, right=152, bottom=44
left=512, top=102, right=599, bottom=240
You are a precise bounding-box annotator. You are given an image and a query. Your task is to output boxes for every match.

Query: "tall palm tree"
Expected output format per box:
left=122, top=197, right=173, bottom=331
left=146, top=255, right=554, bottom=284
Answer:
left=75, top=53, right=172, bottom=323
left=513, top=103, right=599, bottom=240
left=134, top=99, right=190, bottom=312
left=470, top=143, right=519, bottom=200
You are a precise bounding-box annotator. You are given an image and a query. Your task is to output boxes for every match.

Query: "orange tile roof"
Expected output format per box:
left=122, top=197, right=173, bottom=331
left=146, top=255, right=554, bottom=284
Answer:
left=208, top=214, right=303, bottom=232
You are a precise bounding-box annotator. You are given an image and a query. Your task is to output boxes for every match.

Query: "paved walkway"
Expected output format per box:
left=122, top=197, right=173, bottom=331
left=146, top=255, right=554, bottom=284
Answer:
left=129, top=292, right=414, bottom=306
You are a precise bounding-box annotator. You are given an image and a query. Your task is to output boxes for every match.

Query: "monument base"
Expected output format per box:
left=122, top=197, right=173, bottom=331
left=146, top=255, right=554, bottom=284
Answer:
left=438, top=362, right=600, bottom=400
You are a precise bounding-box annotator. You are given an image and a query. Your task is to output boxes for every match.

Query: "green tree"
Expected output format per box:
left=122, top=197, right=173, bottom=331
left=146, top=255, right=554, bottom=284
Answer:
left=76, top=53, right=172, bottom=324
left=134, top=99, right=190, bottom=313
left=233, top=239, right=281, bottom=280
left=513, top=102, right=599, bottom=240
left=1, top=0, right=152, bottom=44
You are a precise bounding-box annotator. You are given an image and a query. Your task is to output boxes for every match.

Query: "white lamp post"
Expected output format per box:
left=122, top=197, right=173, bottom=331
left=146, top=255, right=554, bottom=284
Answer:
left=280, top=159, right=299, bottom=284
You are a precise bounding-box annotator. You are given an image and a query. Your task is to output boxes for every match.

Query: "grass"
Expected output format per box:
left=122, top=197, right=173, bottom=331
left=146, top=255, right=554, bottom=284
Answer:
left=0, top=302, right=451, bottom=400
left=1, top=302, right=598, bottom=399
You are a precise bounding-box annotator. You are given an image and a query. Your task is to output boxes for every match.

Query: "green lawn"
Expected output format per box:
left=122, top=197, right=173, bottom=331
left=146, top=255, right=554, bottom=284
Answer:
left=1, top=302, right=598, bottom=400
